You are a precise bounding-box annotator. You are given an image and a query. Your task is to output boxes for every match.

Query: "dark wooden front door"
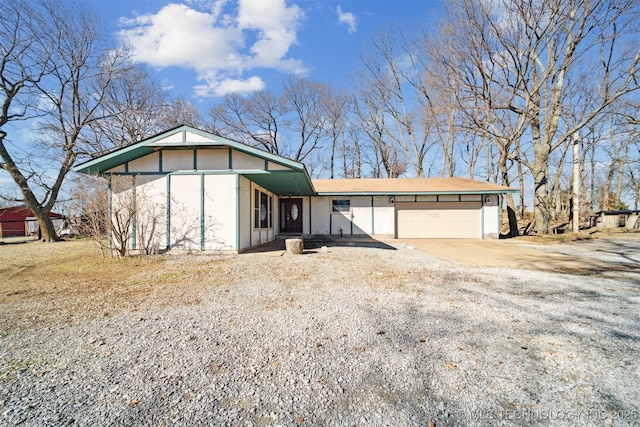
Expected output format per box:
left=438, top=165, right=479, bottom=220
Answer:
left=281, top=198, right=303, bottom=233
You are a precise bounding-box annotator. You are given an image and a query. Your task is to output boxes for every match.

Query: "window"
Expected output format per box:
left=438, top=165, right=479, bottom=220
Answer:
left=254, top=189, right=273, bottom=229
left=332, top=199, right=350, bottom=213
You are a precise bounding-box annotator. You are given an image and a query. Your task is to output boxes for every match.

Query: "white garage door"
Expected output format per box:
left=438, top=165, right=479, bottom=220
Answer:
left=396, top=202, right=482, bottom=238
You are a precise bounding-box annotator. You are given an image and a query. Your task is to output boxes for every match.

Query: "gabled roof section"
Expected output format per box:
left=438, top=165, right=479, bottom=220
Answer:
left=73, top=125, right=307, bottom=175
left=0, top=205, right=64, bottom=219
left=312, top=177, right=518, bottom=195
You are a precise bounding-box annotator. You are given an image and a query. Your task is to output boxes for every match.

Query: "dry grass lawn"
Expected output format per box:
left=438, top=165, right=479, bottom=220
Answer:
left=0, top=239, right=237, bottom=333
left=0, top=238, right=406, bottom=334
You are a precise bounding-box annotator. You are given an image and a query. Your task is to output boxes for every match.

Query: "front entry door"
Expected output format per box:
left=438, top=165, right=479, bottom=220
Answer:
left=281, top=198, right=303, bottom=233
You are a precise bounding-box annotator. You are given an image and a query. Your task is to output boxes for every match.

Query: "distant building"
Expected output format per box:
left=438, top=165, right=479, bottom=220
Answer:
left=594, top=210, right=640, bottom=229
left=0, top=206, right=65, bottom=238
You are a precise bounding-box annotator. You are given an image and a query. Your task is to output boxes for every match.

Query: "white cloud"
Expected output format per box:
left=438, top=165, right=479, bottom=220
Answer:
left=336, top=6, right=357, bottom=34
left=194, top=76, right=265, bottom=97
left=118, top=0, right=306, bottom=97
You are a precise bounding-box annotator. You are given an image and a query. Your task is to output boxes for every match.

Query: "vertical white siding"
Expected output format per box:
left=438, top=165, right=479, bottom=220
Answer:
left=128, top=152, right=160, bottom=173
left=203, top=174, right=237, bottom=250
left=185, top=131, right=212, bottom=142
left=163, top=151, right=194, bottom=171
left=233, top=150, right=264, bottom=169
left=238, top=176, right=251, bottom=250
left=310, top=197, right=330, bottom=234
left=308, top=196, right=395, bottom=237
left=198, top=149, right=229, bottom=170
left=351, top=196, right=373, bottom=234
left=483, top=194, right=500, bottom=236
left=134, top=175, right=167, bottom=252
left=169, top=175, right=201, bottom=250
left=373, top=202, right=395, bottom=236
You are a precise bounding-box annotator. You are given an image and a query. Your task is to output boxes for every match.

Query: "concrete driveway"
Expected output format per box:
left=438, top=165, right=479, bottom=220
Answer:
left=399, top=236, right=640, bottom=274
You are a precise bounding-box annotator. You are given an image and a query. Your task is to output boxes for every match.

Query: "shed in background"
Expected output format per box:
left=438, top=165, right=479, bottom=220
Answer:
left=595, top=210, right=640, bottom=229
left=0, top=206, right=65, bottom=238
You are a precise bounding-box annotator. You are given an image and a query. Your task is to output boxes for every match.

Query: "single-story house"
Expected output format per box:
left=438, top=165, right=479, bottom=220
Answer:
left=594, top=210, right=640, bottom=229
left=0, top=205, right=65, bottom=238
left=73, top=125, right=518, bottom=252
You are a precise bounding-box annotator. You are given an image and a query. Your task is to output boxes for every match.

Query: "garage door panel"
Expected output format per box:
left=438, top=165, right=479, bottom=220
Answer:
left=396, top=202, right=481, bottom=238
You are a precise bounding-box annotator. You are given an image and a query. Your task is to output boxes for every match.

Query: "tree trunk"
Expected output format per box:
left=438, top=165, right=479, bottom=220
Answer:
left=532, top=148, right=551, bottom=234
left=571, top=134, right=580, bottom=232
left=499, top=153, right=519, bottom=237
left=517, top=160, right=525, bottom=219
left=36, top=213, right=60, bottom=242
left=614, top=145, right=628, bottom=208
left=588, top=139, right=596, bottom=213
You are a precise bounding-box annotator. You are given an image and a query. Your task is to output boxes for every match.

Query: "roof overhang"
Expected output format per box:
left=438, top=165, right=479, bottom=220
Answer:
left=243, top=170, right=316, bottom=196
left=315, top=189, right=518, bottom=196
left=311, top=178, right=518, bottom=196
left=72, top=126, right=315, bottom=196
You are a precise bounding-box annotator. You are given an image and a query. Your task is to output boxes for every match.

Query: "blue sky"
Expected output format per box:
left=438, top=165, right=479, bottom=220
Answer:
left=1, top=0, right=445, bottom=200
left=90, top=0, right=444, bottom=104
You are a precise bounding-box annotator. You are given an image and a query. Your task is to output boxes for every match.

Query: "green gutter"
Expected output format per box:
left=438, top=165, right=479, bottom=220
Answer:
left=481, top=194, right=485, bottom=240
left=166, top=175, right=171, bottom=250
left=200, top=173, right=205, bottom=251
left=497, top=195, right=501, bottom=238
left=371, top=196, right=375, bottom=235
left=131, top=176, right=137, bottom=250
left=236, top=175, right=241, bottom=251
left=316, top=190, right=518, bottom=196
left=308, top=196, right=312, bottom=234
left=107, top=178, right=112, bottom=256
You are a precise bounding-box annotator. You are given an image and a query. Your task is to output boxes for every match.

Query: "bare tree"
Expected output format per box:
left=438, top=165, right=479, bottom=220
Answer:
left=352, top=71, right=406, bottom=178
left=160, top=97, right=203, bottom=129
left=357, top=29, right=439, bottom=177
left=1, top=0, right=56, bottom=234
left=429, top=5, right=530, bottom=235
left=0, top=0, right=129, bottom=241
left=436, top=0, right=640, bottom=234
left=210, top=91, right=285, bottom=155
left=282, top=76, right=328, bottom=162
left=72, top=174, right=165, bottom=257
left=85, top=64, right=168, bottom=156
left=321, top=86, right=350, bottom=178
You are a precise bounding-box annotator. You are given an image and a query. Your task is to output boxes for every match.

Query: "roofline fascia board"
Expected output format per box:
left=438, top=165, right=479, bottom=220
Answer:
left=72, top=145, right=154, bottom=173
left=156, top=125, right=306, bottom=172
left=73, top=125, right=192, bottom=172
left=315, top=189, right=519, bottom=196
left=73, top=125, right=307, bottom=175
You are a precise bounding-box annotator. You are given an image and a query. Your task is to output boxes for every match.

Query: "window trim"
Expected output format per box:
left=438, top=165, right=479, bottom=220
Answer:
left=332, top=199, right=351, bottom=213
left=254, top=188, right=273, bottom=230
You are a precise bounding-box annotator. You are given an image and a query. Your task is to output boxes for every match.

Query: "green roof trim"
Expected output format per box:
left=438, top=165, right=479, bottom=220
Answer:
left=74, top=125, right=517, bottom=199
left=316, top=189, right=518, bottom=196
left=73, top=125, right=316, bottom=196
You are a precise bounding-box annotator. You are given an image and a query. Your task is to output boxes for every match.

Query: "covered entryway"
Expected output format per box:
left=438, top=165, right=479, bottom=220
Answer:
left=395, top=202, right=482, bottom=238
left=280, top=198, right=303, bottom=233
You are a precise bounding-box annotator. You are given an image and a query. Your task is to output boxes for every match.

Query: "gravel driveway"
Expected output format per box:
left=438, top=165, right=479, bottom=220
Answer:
left=1, top=240, right=639, bottom=426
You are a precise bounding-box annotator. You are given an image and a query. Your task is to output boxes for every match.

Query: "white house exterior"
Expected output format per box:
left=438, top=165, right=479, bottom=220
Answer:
left=73, top=126, right=517, bottom=253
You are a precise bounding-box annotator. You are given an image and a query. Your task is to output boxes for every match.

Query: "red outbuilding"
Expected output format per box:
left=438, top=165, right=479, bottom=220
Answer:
left=0, top=205, right=65, bottom=238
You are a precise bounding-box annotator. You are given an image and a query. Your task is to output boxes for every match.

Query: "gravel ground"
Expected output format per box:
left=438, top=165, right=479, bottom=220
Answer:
left=1, top=241, right=639, bottom=426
